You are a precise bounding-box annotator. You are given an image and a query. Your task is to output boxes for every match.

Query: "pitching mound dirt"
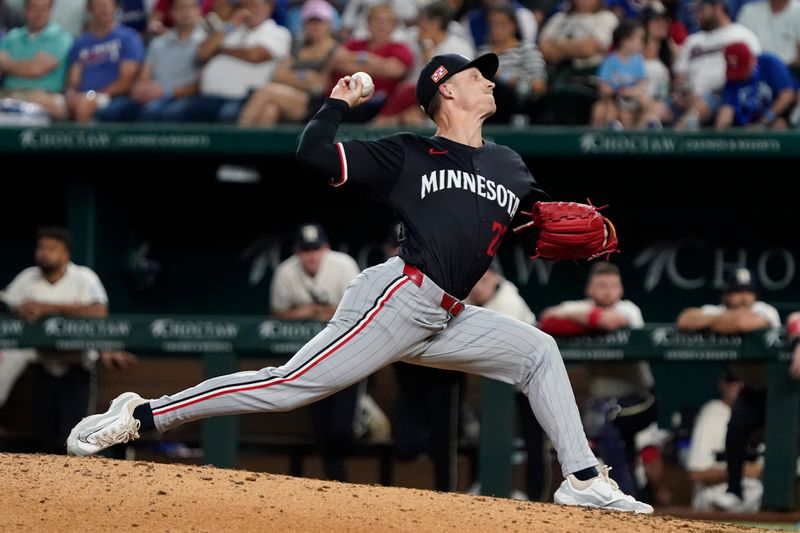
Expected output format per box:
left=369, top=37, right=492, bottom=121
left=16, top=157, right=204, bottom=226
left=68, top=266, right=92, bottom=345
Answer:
left=1, top=453, right=749, bottom=532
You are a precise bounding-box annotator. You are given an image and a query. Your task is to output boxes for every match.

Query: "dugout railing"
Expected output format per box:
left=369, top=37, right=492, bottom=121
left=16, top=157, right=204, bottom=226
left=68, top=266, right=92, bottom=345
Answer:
left=0, top=314, right=796, bottom=509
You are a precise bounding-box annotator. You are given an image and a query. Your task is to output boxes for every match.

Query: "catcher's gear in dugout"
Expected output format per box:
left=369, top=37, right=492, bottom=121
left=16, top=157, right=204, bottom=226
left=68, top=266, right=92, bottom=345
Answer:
left=513, top=200, right=619, bottom=261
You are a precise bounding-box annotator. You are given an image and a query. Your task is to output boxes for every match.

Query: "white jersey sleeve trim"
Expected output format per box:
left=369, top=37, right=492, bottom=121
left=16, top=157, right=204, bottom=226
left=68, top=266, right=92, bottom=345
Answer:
left=332, top=143, right=348, bottom=188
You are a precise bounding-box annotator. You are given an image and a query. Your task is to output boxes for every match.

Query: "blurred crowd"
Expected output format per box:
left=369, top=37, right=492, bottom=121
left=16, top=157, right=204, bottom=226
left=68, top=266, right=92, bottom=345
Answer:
left=1, top=0, right=800, bottom=129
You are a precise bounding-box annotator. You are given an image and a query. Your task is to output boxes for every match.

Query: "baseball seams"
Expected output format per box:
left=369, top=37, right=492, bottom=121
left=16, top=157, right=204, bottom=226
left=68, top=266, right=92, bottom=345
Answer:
left=348, top=72, right=374, bottom=97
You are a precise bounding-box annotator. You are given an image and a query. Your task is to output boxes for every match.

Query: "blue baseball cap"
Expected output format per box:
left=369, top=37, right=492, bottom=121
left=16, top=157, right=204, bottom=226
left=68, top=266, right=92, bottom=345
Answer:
left=416, top=53, right=499, bottom=113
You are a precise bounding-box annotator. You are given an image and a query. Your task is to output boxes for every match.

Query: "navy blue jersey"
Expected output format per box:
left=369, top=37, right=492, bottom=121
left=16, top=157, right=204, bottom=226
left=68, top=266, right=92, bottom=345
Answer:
left=298, top=98, right=543, bottom=299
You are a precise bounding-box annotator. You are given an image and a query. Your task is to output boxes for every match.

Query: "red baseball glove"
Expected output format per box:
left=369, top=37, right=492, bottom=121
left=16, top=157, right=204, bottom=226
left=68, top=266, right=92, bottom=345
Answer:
left=513, top=200, right=619, bottom=261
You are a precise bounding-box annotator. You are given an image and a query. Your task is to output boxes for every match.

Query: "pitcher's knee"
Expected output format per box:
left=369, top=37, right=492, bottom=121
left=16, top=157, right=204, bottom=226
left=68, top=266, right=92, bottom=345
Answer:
left=527, top=331, right=560, bottom=362
left=519, top=331, right=560, bottom=381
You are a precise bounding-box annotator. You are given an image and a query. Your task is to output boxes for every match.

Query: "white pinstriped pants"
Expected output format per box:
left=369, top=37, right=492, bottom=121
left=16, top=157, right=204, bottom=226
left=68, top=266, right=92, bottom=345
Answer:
left=149, top=257, right=597, bottom=475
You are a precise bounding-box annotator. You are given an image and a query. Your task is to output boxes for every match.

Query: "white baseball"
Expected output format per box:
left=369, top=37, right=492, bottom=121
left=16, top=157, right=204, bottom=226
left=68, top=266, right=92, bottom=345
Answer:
left=348, top=71, right=374, bottom=97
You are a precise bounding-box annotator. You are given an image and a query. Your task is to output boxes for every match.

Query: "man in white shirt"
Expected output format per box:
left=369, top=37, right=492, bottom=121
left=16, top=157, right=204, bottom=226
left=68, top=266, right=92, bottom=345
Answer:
left=177, top=0, right=291, bottom=122
left=669, top=0, right=762, bottom=129
left=0, top=227, right=131, bottom=453
left=270, top=223, right=360, bottom=321
left=676, top=267, right=780, bottom=336
left=737, top=0, right=800, bottom=65
left=270, top=222, right=389, bottom=481
left=677, top=267, right=780, bottom=511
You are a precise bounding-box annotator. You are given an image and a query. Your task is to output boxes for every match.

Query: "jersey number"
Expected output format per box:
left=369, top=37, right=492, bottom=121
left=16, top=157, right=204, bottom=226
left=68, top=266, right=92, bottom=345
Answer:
left=486, top=222, right=507, bottom=257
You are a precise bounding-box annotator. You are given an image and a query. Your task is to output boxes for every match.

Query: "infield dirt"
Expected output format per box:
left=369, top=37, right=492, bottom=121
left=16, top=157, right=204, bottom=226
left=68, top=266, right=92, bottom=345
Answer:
left=0, top=453, right=752, bottom=532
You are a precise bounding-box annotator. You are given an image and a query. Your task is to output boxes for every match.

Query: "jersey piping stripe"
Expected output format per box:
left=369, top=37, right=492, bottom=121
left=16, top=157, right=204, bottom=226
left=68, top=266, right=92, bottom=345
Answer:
left=333, top=143, right=348, bottom=187
left=151, top=275, right=410, bottom=417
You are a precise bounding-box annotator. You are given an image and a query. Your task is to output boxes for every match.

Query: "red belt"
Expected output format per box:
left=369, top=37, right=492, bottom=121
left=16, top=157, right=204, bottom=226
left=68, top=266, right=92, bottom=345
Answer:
left=402, top=263, right=465, bottom=317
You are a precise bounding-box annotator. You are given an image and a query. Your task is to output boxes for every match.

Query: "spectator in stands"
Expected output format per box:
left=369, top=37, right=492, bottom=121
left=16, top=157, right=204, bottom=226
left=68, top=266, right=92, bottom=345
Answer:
left=411, top=1, right=475, bottom=71
left=271, top=223, right=359, bottom=322
left=539, top=261, right=669, bottom=505
left=465, top=264, right=551, bottom=501
left=0, top=227, right=135, bottom=453
left=339, top=0, right=417, bottom=43
left=737, top=0, right=800, bottom=67
left=641, top=2, right=674, bottom=109
left=477, top=2, right=546, bottom=125
left=538, top=0, right=618, bottom=89
left=270, top=222, right=389, bottom=482
left=676, top=267, right=780, bottom=512
left=277, top=0, right=342, bottom=38
left=462, top=0, right=538, bottom=49
left=684, top=366, right=764, bottom=511
left=175, top=0, right=291, bottom=123
left=64, top=0, right=144, bottom=123
left=665, top=0, right=760, bottom=130
left=148, top=0, right=213, bottom=36
left=328, top=3, right=413, bottom=122
left=372, top=0, right=474, bottom=127
left=0, top=0, right=73, bottom=120
left=238, top=0, right=339, bottom=127
left=676, top=268, right=780, bottom=336
left=97, top=0, right=205, bottom=122
left=591, top=19, right=664, bottom=129
left=417, top=0, right=475, bottom=62
left=715, top=42, right=797, bottom=129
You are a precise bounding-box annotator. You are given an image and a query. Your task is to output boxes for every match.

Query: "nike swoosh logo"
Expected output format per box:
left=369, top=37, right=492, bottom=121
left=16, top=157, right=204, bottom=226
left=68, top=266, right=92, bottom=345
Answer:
left=428, top=148, right=448, bottom=155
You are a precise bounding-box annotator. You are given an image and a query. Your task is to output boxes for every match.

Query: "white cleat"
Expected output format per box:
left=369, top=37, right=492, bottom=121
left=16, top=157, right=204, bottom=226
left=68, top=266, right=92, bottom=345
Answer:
left=554, top=465, right=654, bottom=514
left=67, top=392, right=148, bottom=456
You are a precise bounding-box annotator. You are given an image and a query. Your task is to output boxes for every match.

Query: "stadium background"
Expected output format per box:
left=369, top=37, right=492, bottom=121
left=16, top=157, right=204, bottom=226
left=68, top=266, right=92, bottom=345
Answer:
left=1, top=125, right=798, bottom=522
